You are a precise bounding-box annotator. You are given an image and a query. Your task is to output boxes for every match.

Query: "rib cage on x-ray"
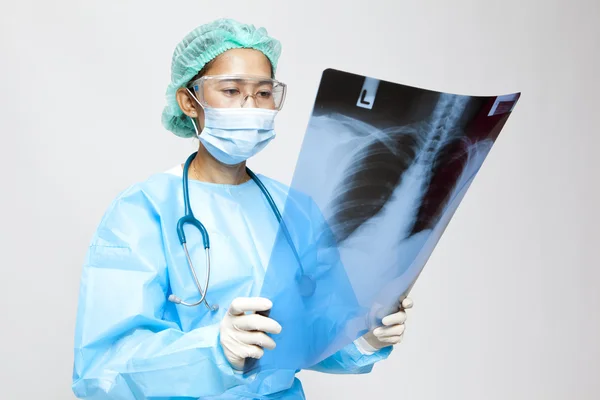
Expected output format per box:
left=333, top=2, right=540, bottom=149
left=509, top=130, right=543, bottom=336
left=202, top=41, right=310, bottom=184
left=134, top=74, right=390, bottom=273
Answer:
left=250, top=70, right=518, bottom=372
left=326, top=94, right=476, bottom=245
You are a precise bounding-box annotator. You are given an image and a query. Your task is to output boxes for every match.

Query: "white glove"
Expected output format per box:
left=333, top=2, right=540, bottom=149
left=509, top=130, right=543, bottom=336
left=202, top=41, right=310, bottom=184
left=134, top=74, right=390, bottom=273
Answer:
left=219, top=297, right=282, bottom=370
left=356, top=297, right=413, bottom=353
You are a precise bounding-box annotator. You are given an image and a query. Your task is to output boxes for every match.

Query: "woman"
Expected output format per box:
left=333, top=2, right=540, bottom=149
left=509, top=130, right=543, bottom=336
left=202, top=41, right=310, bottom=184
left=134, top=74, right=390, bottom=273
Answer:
left=72, top=18, right=413, bottom=399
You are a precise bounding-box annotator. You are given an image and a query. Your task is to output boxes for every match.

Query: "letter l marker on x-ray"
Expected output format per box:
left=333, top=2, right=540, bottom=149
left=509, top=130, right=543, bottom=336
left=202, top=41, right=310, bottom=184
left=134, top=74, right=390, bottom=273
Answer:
left=357, top=77, right=380, bottom=110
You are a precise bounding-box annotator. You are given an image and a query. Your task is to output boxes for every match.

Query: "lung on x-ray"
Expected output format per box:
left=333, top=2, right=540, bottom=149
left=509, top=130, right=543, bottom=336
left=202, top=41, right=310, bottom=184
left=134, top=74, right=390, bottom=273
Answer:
left=251, top=68, right=520, bottom=374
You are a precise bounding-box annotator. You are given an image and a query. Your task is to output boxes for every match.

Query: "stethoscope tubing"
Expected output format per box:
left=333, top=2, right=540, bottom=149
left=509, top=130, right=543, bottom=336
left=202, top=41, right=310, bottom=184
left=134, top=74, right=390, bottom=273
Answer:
left=170, top=152, right=309, bottom=310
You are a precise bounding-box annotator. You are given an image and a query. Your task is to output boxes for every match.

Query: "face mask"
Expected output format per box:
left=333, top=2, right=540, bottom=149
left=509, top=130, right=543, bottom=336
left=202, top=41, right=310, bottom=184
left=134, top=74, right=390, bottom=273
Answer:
left=191, top=107, right=278, bottom=165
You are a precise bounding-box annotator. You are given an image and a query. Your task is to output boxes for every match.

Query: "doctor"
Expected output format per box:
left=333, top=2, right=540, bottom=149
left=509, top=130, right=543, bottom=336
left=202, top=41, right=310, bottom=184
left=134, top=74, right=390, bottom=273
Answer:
left=72, top=18, right=413, bottom=399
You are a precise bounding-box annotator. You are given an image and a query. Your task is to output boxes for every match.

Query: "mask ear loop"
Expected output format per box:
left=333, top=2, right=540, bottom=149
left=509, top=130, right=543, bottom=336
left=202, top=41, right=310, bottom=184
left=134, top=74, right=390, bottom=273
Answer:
left=186, top=88, right=203, bottom=139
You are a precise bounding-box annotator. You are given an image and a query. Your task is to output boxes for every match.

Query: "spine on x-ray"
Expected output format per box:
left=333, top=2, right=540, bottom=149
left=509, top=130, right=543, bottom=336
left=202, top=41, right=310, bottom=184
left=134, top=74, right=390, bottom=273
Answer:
left=328, top=94, right=475, bottom=243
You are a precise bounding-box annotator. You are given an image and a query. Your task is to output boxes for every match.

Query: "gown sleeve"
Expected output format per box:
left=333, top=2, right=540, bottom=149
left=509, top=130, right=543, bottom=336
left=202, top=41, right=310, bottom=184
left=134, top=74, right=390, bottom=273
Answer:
left=306, top=341, right=392, bottom=374
left=72, top=186, right=255, bottom=399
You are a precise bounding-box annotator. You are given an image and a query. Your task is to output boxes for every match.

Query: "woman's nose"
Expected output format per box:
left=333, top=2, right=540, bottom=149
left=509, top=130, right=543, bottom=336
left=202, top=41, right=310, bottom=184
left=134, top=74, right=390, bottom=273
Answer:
left=240, top=94, right=259, bottom=108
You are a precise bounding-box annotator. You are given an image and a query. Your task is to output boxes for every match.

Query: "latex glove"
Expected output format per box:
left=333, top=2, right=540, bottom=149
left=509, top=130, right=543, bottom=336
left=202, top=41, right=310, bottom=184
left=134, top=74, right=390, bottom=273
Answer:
left=219, top=297, right=282, bottom=370
left=357, top=297, right=414, bottom=352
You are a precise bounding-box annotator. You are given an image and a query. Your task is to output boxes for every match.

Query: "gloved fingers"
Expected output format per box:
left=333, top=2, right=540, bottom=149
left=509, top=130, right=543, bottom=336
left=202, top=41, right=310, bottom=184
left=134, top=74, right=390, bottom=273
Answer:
left=220, top=335, right=246, bottom=364
left=373, top=323, right=405, bottom=338
left=222, top=334, right=265, bottom=359
left=401, top=297, right=414, bottom=309
left=233, top=313, right=282, bottom=334
left=222, top=348, right=245, bottom=370
left=381, top=310, right=407, bottom=326
left=235, top=330, right=277, bottom=350
left=220, top=334, right=267, bottom=369
left=377, top=335, right=404, bottom=345
left=228, top=297, right=273, bottom=316
left=242, top=344, right=265, bottom=360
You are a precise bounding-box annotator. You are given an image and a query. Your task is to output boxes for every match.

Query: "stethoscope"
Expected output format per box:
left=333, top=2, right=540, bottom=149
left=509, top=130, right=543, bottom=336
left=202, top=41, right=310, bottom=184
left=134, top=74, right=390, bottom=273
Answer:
left=167, top=152, right=316, bottom=311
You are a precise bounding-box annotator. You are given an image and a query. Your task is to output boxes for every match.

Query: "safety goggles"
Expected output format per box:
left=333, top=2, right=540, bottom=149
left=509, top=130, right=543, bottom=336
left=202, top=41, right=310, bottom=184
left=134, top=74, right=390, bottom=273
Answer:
left=187, top=74, right=287, bottom=110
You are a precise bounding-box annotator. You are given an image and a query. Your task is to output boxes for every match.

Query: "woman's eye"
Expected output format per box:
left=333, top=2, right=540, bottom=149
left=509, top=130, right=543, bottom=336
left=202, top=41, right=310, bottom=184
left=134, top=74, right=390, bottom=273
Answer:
left=257, top=91, right=272, bottom=98
left=222, top=89, right=240, bottom=96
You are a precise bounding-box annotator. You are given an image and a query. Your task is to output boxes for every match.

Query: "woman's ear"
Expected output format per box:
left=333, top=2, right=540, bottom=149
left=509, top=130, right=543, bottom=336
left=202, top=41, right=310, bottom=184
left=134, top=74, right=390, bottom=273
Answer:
left=176, top=87, right=200, bottom=118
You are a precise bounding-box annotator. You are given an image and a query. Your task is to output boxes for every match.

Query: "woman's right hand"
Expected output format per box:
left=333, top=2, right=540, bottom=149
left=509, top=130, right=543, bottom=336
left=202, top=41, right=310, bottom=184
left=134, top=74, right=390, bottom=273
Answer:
left=219, top=297, right=282, bottom=370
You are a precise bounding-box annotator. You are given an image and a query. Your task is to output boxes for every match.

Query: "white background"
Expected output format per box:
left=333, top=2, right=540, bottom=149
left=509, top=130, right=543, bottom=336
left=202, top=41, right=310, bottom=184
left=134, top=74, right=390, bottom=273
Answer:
left=1, top=1, right=599, bottom=398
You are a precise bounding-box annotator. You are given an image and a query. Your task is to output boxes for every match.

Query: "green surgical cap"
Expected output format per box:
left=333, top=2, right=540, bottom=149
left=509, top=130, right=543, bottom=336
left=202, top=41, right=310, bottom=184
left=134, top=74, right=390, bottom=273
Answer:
left=162, top=18, right=282, bottom=138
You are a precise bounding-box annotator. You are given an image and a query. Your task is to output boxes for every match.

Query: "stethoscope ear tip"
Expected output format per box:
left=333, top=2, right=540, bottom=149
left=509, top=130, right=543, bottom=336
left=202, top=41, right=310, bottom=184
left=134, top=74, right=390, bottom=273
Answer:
left=168, top=294, right=182, bottom=304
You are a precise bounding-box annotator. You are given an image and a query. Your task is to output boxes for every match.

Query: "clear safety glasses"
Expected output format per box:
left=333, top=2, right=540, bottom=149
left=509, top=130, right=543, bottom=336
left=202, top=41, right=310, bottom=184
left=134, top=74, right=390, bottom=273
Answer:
left=187, top=74, right=287, bottom=110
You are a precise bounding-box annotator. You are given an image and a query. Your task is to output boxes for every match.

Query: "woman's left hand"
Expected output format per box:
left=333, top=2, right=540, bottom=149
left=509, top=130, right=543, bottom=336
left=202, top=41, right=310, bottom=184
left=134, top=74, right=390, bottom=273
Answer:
left=362, top=297, right=413, bottom=350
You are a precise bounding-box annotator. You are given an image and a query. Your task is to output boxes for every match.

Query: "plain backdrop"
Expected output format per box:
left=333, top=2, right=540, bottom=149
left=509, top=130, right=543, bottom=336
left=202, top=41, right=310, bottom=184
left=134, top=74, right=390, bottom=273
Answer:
left=1, top=1, right=599, bottom=399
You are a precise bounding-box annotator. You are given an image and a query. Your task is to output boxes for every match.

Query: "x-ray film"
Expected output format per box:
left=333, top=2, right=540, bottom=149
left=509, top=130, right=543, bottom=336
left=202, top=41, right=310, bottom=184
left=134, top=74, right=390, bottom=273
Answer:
left=247, top=68, right=521, bottom=374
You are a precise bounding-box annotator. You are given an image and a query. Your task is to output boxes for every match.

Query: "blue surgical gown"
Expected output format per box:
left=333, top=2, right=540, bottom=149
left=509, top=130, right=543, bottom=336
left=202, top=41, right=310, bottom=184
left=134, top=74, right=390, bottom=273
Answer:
left=72, top=166, right=392, bottom=399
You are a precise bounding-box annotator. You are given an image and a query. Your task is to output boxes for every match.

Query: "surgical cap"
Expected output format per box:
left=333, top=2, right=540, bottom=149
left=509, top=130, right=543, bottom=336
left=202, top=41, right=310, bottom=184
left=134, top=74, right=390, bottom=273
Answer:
left=162, top=18, right=282, bottom=138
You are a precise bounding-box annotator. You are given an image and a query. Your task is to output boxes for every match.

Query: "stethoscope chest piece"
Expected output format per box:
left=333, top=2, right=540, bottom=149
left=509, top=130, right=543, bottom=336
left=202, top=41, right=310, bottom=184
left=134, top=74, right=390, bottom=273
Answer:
left=298, top=274, right=316, bottom=297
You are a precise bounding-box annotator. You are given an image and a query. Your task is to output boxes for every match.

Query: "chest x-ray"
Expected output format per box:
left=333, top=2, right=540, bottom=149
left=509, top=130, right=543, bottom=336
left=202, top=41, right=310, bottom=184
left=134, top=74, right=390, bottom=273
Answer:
left=250, top=68, right=520, bottom=374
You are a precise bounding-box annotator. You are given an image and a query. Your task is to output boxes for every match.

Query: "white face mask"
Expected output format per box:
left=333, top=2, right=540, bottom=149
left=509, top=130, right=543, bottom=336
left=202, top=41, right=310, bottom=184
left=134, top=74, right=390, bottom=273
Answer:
left=191, top=107, right=278, bottom=165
